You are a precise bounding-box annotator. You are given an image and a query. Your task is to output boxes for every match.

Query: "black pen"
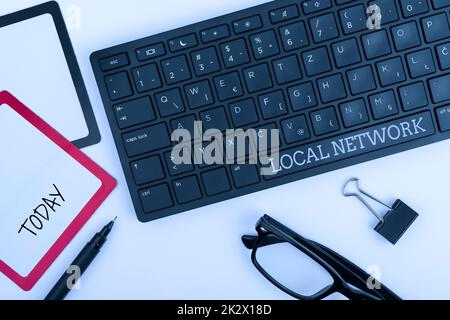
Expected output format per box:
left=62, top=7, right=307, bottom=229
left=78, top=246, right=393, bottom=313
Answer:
left=44, top=217, right=117, bottom=300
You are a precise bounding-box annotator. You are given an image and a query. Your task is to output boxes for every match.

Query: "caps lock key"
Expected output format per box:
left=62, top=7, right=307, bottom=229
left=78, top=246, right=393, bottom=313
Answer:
left=122, top=123, right=171, bottom=157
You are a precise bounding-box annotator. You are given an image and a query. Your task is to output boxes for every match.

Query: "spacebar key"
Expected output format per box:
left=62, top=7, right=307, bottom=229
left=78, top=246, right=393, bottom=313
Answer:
left=122, top=123, right=171, bottom=157
left=265, top=112, right=435, bottom=179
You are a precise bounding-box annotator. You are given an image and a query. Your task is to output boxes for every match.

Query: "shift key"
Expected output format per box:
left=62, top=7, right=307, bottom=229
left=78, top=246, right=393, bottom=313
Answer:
left=123, top=123, right=171, bottom=157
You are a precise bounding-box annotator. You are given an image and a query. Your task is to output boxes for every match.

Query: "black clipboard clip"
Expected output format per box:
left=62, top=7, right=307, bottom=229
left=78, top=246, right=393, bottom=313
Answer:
left=343, top=178, right=419, bottom=245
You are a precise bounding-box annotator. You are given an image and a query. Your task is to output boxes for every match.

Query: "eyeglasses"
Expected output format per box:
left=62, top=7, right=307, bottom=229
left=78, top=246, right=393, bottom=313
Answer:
left=242, top=215, right=401, bottom=300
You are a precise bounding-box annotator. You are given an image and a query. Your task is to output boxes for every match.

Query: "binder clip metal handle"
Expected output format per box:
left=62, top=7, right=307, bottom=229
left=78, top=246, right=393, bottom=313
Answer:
left=342, top=178, right=390, bottom=222
left=342, top=178, right=419, bottom=245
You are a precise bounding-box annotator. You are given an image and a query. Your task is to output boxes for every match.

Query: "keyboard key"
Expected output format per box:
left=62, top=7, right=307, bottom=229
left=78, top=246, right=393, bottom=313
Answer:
left=201, top=168, right=231, bottom=196
left=302, top=0, right=332, bottom=14
left=100, top=53, right=129, bottom=71
left=436, top=43, right=450, bottom=70
left=391, top=22, right=421, bottom=51
left=302, top=46, right=332, bottom=76
left=317, top=73, right=347, bottom=103
left=336, top=0, right=357, bottom=4
left=198, top=135, right=225, bottom=167
left=114, top=96, right=155, bottom=129
left=184, top=80, right=214, bottom=109
left=198, top=143, right=223, bottom=166
left=436, top=105, right=450, bottom=131
left=432, top=0, right=450, bottom=9
left=400, top=0, right=429, bottom=18
left=168, top=34, right=198, bottom=52
left=288, top=82, right=318, bottom=111
left=259, top=91, right=288, bottom=119
left=347, top=65, right=376, bottom=94
left=131, top=156, right=165, bottom=185
left=399, top=82, right=428, bottom=111
left=139, top=184, right=173, bottom=213
left=310, top=107, right=340, bottom=135
left=171, top=115, right=197, bottom=137
left=368, top=0, right=399, bottom=24
left=421, top=13, right=450, bottom=43
left=122, top=123, right=171, bottom=157
left=259, top=91, right=287, bottom=119
left=132, top=64, right=162, bottom=93
left=229, top=99, right=259, bottom=127
left=253, top=123, right=278, bottom=154
left=406, top=49, right=436, bottom=78
left=279, top=22, right=309, bottom=51
left=155, top=88, right=185, bottom=117
left=281, top=115, right=311, bottom=143
left=136, top=43, right=166, bottom=61
left=230, top=164, right=260, bottom=188
left=173, top=176, right=202, bottom=204
left=242, top=63, right=273, bottom=93
left=197, top=135, right=225, bottom=167
left=164, top=152, right=194, bottom=176
left=429, top=75, right=450, bottom=103
left=105, top=72, right=132, bottom=100
left=220, top=39, right=250, bottom=68
left=376, top=57, right=406, bottom=86
left=339, top=5, right=367, bottom=34
left=272, top=55, right=302, bottom=84
left=191, top=47, right=221, bottom=76
left=250, top=30, right=280, bottom=59
left=161, top=56, right=191, bottom=85
left=309, top=13, right=339, bottom=43
left=369, top=90, right=399, bottom=119
left=225, top=130, right=253, bottom=161
left=214, top=72, right=243, bottom=101
left=332, top=38, right=361, bottom=68
left=200, top=107, right=229, bottom=132
left=233, top=16, right=262, bottom=34
left=362, top=30, right=391, bottom=59
left=339, top=99, right=369, bottom=127
left=269, top=5, right=299, bottom=24
left=201, top=25, right=230, bottom=43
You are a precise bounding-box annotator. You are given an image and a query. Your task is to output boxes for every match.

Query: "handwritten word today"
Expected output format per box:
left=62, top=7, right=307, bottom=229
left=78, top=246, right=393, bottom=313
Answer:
left=18, top=184, right=65, bottom=236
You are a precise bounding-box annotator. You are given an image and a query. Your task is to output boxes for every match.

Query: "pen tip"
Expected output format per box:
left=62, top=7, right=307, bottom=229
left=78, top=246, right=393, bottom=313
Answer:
left=113, top=216, right=118, bottom=222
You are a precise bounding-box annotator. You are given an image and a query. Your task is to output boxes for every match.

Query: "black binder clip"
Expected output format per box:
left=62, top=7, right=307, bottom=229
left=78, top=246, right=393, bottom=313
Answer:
left=342, top=178, right=419, bottom=245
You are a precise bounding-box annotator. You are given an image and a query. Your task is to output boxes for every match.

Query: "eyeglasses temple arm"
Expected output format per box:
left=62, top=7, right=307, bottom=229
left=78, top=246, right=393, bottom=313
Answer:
left=241, top=234, right=286, bottom=249
left=310, top=241, right=401, bottom=300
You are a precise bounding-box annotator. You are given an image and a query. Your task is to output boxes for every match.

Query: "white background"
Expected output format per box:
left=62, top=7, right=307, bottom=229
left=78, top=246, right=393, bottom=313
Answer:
left=1, top=0, right=450, bottom=300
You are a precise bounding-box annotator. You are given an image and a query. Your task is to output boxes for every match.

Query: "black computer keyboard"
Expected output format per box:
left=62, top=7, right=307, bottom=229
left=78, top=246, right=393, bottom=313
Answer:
left=91, top=0, right=450, bottom=222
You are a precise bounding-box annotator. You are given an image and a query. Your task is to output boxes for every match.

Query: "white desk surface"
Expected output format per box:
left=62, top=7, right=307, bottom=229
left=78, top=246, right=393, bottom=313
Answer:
left=1, top=0, right=450, bottom=300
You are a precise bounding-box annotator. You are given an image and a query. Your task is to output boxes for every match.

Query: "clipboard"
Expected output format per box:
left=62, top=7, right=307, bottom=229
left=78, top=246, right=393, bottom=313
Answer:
left=0, top=1, right=100, bottom=149
left=0, top=91, right=116, bottom=291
